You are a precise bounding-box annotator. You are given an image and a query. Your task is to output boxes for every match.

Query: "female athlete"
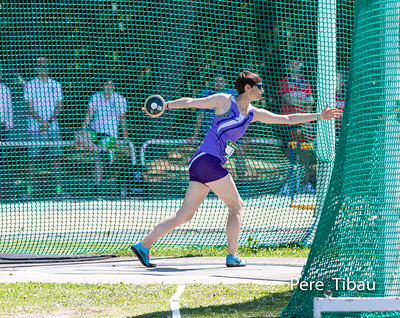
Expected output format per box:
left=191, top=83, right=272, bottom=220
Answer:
left=132, top=70, right=342, bottom=267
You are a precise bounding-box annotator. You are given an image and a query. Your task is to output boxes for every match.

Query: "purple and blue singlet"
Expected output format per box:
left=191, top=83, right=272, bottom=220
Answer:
left=188, top=95, right=254, bottom=184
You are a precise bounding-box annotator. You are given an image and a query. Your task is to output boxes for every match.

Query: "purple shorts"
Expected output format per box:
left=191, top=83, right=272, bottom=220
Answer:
left=188, top=153, right=229, bottom=184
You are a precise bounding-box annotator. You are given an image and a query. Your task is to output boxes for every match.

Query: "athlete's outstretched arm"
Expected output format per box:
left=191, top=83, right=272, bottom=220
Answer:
left=251, top=104, right=342, bottom=125
left=167, top=93, right=231, bottom=113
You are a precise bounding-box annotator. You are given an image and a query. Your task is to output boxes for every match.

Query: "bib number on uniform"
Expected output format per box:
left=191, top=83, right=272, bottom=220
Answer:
left=223, top=140, right=237, bottom=161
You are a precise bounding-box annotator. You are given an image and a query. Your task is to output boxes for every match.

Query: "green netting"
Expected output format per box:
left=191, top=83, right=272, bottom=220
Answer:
left=0, top=1, right=352, bottom=256
left=282, top=0, right=400, bottom=317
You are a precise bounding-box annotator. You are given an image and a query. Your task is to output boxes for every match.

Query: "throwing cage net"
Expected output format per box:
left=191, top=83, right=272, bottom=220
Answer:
left=0, top=0, right=352, bottom=255
left=282, top=0, right=400, bottom=317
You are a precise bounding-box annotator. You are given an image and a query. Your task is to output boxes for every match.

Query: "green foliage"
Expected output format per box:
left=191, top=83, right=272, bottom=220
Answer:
left=244, top=236, right=259, bottom=253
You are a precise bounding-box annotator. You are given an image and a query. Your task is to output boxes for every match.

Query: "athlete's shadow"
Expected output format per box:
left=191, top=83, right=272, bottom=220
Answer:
left=126, top=290, right=293, bottom=318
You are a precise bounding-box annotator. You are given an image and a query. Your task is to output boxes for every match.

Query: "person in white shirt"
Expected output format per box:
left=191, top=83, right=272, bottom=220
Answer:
left=74, top=78, right=129, bottom=195
left=24, top=56, right=65, bottom=198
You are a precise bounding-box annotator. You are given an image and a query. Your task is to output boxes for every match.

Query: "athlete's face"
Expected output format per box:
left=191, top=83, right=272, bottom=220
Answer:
left=251, top=82, right=264, bottom=100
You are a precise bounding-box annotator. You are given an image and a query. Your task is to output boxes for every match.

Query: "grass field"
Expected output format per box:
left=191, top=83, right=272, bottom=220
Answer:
left=0, top=283, right=293, bottom=317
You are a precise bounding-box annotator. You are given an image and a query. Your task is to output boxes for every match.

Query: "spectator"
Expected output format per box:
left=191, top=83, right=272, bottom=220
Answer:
left=74, top=77, right=129, bottom=196
left=24, top=56, right=66, bottom=198
left=277, top=58, right=315, bottom=145
left=335, top=71, right=346, bottom=138
left=0, top=64, right=13, bottom=194
left=277, top=58, right=316, bottom=194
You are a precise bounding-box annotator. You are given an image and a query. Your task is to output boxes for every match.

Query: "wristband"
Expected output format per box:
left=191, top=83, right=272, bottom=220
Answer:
left=316, top=113, right=320, bottom=121
left=166, top=102, right=170, bottom=109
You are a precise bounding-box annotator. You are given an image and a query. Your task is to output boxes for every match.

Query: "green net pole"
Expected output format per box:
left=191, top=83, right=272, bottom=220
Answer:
left=305, top=0, right=337, bottom=244
left=316, top=0, right=337, bottom=151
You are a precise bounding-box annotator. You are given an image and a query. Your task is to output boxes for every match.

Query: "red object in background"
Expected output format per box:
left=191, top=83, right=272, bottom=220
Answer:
left=277, top=77, right=313, bottom=114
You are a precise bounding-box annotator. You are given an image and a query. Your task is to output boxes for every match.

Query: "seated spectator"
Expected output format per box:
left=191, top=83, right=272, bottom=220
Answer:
left=74, top=77, right=129, bottom=196
left=24, top=56, right=66, bottom=199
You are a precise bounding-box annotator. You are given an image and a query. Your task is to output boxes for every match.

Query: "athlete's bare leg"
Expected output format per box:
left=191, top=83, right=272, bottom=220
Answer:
left=206, top=174, right=243, bottom=257
left=141, top=181, right=210, bottom=249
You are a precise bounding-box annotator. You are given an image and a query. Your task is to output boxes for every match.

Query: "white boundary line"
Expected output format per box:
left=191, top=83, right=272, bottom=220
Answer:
left=170, top=285, right=185, bottom=318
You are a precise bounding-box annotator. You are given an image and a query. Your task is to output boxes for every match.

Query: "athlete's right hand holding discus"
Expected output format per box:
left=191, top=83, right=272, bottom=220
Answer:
left=143, top=95, right=166, bottom=117
left=141, top=93, right=233, bottom=118
left=133, top=71, right=343, bottom=268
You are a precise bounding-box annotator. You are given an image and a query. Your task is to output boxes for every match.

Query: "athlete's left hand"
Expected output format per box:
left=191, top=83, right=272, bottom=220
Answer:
left=320, top=104, right=343, bottom=120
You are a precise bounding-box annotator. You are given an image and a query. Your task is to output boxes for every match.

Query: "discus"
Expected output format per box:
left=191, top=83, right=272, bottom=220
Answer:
left=144, top=95, right=166, bottom=117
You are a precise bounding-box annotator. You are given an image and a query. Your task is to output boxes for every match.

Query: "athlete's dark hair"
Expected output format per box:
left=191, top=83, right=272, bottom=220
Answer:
left=234, top=71, right=262, bottom=94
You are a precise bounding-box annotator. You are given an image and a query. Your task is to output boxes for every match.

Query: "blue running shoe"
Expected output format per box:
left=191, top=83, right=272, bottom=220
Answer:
left=226, top=253, right=247, bottom=267
left=131, top=242, right=156, bottom=267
